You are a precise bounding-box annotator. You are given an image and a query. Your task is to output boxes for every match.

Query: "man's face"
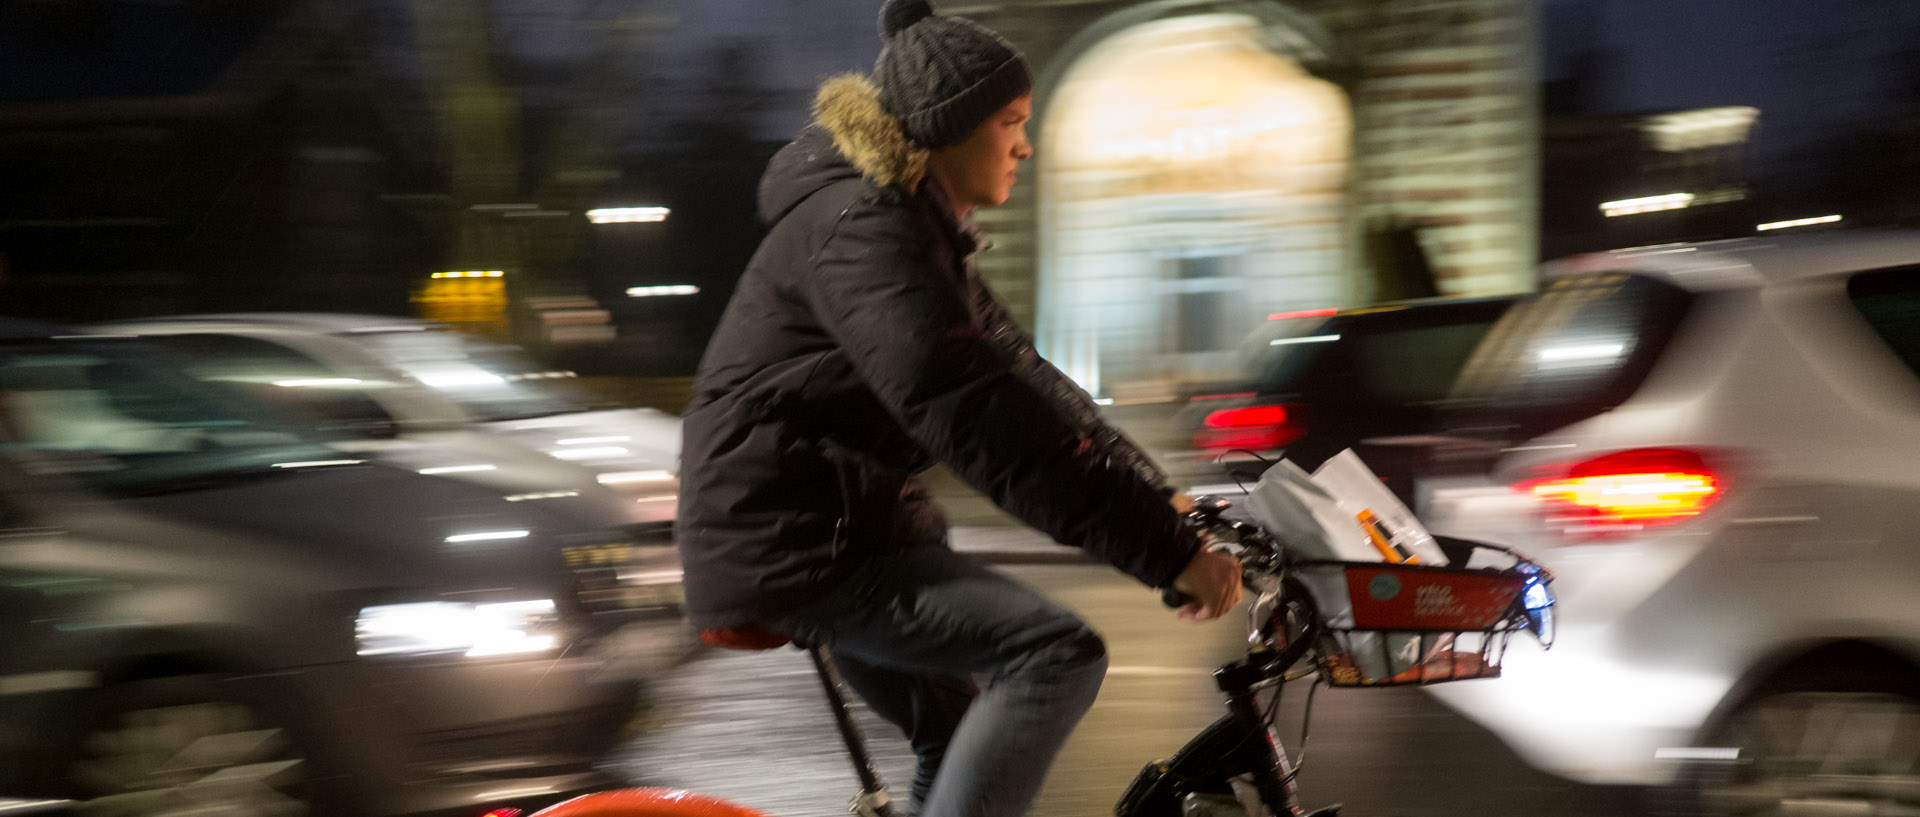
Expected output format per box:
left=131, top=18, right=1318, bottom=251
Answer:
left=929, top=94, right=1033, bottom=215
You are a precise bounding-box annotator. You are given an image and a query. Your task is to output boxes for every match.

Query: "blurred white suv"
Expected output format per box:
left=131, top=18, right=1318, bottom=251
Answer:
left=103, top=314, right=683, bottom=529
left=1421, top=233, right=1920, bottom=815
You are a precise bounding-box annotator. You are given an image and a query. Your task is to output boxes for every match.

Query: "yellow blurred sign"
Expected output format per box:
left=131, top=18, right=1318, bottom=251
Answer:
left=413, top=271, right=508, bottom=340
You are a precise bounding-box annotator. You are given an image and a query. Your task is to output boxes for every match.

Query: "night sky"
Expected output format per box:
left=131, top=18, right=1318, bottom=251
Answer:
left=1544, top=0, right=1920, bottom=163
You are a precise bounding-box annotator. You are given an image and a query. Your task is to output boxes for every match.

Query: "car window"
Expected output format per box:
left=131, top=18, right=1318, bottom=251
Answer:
left=1353, top=320, right=1504, bottom=404
left=0, top=338, right=331, bottom=494
left=140, top=333, right=398, bottom=430
left=1230, top=299, right=1512, bottom=403
left=358, top=329, right=593, bottom=422
left=1231, top=315, right=1344, bottom=392
left=1847, top=265, right=1920, bottom=380
left=1449, top=271, right=1693, bottom=436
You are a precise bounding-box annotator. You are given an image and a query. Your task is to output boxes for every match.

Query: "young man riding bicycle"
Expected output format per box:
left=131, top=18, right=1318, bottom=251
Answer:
left=675, top=3, right=1243, bottom=817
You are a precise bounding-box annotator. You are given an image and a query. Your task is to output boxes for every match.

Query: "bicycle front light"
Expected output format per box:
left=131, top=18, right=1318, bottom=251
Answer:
left=1521, top=576, right=1556, bottom=647
left=356, top=599, right=559, bottom=658
left=1523, top=577, right=1554, bottom=611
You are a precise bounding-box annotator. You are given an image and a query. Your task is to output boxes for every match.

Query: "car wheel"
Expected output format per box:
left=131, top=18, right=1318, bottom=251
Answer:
left=60, top=674, right=316, bottom=816
left=1683, top=688, right=1920, bottom=817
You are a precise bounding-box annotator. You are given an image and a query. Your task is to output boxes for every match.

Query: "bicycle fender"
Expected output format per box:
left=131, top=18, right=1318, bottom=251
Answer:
left=529, top=788, right=777, bottom=817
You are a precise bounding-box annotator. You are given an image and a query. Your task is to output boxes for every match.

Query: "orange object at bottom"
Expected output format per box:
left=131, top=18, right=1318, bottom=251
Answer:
left=531, top=788, right=778, bottom=817
left=698, top=626, right=793, bottom=651
left=1387, top=650, right=1493, bottom=683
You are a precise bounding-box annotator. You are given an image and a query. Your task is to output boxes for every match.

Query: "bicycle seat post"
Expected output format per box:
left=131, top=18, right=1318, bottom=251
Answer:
left=807, top=644, right=897, bottom=817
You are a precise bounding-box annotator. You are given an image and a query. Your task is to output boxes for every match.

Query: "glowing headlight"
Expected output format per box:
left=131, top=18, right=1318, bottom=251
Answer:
left=356, top=599, right=559, bottom=658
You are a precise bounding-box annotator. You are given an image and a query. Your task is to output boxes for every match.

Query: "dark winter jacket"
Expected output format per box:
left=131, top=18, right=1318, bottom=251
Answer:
left=674, top=75, right=1202, bottom=629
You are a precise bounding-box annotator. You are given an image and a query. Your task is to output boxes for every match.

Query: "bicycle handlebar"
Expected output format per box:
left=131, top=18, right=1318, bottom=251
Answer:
left=1160, top=496, right=1272, bottom=611
left=1160, top=587, right=1193, bottom=609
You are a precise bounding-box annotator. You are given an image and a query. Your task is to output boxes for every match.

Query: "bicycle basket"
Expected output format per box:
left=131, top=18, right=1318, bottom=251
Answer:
left=1293, top=560, right=1532, bottom=687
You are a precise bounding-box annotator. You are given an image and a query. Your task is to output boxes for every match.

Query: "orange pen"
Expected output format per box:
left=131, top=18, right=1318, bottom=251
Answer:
left=1357, top=509, right=1417, bottom=564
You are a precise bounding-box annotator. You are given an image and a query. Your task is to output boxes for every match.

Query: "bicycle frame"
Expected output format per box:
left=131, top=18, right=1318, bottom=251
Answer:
left=1116, top=570, right=1334, bottom=817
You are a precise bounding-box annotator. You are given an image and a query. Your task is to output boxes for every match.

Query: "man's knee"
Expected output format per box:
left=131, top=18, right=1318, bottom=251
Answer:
left=1009, top=615, right=1108, bottom=680
left=1057, top=624, right=1109, bottom=674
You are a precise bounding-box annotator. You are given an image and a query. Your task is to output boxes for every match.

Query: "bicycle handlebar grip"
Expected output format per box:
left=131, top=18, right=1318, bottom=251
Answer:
left=1161, top=587, right=1193, bottom=609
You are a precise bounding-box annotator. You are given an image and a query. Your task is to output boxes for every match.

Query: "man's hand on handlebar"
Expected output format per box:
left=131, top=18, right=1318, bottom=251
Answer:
left=1171, top=545, right=1242, bottom=622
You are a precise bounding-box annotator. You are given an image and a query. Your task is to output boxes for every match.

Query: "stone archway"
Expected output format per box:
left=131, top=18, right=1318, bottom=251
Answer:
left=1037, top=8, right=1351, bottom=398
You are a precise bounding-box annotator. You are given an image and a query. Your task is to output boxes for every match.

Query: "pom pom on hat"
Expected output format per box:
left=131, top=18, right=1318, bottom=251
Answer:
left=872, top=0, right=1031, bottom=148
left=878, top=0, right=933, bottom=38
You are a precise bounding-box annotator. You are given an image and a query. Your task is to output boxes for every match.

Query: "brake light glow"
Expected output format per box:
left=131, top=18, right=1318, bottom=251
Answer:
left=1213, top=405, right=1288, bottom=426
left=1194, top=404, right=1306, bottom=451
left=1521, top=448, right=1721, bottom=528
left=1267, top=308, right=1339, bottom=321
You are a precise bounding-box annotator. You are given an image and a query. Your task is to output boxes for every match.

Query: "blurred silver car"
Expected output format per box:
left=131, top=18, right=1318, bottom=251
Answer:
left=102, top=314, right=683, bottom=529
left=0, top=325, right=681, bottom=814
left=1419, top=233, right=1920, bottom=814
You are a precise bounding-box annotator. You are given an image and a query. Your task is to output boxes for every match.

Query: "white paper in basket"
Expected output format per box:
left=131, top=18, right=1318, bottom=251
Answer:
left=1241, top=450, right=1444, bottom=682
left=1310, top=449, right=1449, bottom=566
left=1242, top=459, right=1379, bottom=565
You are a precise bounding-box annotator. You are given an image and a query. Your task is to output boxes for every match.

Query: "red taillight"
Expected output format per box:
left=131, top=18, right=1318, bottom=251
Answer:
left=1211, top=405, right=1289, bottom=426
left=1267, top=308, right=1339, bottom=321
left=1194, top=403, right=1306, bottom=450
left=1519, top=448, right=1722, bottom=529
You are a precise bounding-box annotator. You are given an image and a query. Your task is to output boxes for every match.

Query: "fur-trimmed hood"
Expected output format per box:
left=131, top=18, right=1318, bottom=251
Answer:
left=756, top=75, right=927, bottom=226
left=814, top=75, right=926, bottom=189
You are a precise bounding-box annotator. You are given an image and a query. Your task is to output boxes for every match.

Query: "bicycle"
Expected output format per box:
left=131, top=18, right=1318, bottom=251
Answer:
left=519, top=494, right=1555, bottom=817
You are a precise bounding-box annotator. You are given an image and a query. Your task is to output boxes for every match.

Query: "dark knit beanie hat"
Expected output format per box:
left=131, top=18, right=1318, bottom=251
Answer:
left=873, top=0, right=1032, bottom=149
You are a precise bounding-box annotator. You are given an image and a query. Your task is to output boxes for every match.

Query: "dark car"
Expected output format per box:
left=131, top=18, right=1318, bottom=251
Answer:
left=1165, top=295, right=1518, bottom=494
left=0, top=325, right=679, bottom=815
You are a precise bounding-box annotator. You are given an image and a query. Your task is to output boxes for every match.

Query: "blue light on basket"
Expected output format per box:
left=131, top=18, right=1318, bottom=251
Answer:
left=1523, top=576, right=1554, bottom=610
left=1520, top=573, right=1557, bottom=647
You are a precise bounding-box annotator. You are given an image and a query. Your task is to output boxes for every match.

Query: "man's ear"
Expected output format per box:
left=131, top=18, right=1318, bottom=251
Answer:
left=903, top=152, right=928, bottom=193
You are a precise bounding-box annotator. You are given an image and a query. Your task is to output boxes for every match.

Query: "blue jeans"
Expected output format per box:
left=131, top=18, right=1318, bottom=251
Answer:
left=769, top=544, right=1109, bottom=817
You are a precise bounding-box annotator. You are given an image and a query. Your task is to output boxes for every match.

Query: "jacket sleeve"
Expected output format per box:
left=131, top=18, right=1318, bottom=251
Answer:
left=805, top=197, right=1201, bottom=588
left=969, top=284, right=1174, bottom=493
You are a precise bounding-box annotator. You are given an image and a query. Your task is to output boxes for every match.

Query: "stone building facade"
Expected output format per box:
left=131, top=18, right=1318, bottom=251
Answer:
left=0, top=0, right=1540, bottom=391
left=937, top=0, right=1541, bottom=396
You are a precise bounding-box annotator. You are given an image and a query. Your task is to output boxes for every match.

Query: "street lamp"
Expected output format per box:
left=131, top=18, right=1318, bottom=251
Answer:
left=586, top=207, right=670, bottom=224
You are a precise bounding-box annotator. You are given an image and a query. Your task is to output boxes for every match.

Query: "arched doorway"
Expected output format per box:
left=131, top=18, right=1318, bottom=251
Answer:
left=1037, top=8, right=1351, bottom=397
